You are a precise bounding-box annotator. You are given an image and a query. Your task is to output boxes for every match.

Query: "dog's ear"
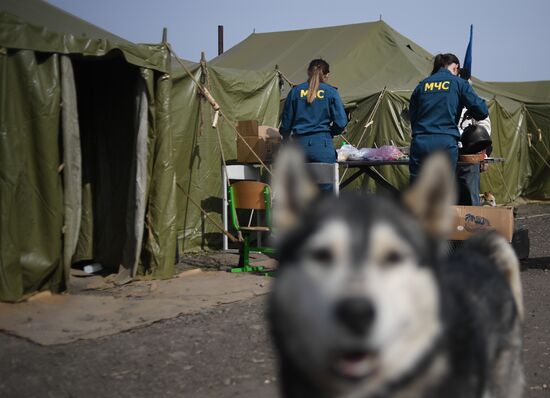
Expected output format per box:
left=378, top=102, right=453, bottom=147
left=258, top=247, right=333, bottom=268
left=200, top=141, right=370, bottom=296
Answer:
left=402, top=152, right=456, bottom=236
left=271, top=143, right=319, bottom=232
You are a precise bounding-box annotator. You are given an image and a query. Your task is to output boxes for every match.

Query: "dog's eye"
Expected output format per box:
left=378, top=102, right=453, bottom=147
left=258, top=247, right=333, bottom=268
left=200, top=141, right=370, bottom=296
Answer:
left=381, top=250, right=404, bottom=266
left=309, top=248, right=334, bottom=265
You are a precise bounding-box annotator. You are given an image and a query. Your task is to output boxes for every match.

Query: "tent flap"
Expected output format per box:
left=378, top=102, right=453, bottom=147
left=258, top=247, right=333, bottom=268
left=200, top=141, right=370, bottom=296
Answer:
left=0, top=50, right=65, bottom=301
left=138, top=68, right=177, bottom=278
left=60, top=55, right=82, bottom=284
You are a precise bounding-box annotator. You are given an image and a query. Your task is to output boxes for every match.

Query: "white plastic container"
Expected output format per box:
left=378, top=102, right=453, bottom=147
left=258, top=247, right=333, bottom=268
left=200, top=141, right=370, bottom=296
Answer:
left=83, top=263, right=103, bottom=274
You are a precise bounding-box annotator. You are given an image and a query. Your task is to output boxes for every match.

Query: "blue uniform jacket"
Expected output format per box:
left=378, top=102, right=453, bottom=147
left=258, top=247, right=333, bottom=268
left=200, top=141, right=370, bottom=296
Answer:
left=280, top=81, right=348, bottom=138
left=409, top=68, right=488, bottom=138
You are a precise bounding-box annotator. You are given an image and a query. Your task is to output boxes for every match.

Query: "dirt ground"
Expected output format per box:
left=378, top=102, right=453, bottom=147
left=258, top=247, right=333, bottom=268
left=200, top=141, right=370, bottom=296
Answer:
left=1, top=203, right=549, bottom=398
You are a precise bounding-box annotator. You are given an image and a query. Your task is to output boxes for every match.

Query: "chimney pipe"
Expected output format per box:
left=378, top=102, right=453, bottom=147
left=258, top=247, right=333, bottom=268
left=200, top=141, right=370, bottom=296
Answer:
left=218, top=25, right=224, bottom=55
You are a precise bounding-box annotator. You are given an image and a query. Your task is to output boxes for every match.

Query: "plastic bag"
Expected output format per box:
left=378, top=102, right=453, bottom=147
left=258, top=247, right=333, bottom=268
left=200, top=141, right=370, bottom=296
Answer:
left=363, top=145, right=406, bottom=161
left=337, top=144, right=407, bottom=161
left=337, top=144, right=360, bottom=161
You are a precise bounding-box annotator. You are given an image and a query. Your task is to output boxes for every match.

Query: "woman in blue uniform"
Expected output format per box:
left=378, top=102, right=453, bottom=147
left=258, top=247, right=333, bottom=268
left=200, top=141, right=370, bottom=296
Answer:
left=408, top=53, right=488, bottom=183
left=280, top=59, right=348, bottom=165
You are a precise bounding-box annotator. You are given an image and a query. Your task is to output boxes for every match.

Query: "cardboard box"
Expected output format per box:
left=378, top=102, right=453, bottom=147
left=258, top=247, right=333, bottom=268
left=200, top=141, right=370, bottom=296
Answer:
left=449, top=206, right=514, bottom=242
left=236, top=120, right=281, bottom=163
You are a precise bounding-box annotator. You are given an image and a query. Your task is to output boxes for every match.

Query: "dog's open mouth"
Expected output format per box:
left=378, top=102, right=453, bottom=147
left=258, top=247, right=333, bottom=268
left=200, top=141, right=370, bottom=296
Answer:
left=333, top=350, right=378, bottom=380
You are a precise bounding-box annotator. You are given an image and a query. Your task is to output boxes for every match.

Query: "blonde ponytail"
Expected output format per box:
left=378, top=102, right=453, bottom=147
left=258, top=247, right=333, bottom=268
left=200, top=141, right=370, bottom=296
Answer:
left=307, top=68, right=322, bottom=104
left=306, top=59, right=330, bottom=105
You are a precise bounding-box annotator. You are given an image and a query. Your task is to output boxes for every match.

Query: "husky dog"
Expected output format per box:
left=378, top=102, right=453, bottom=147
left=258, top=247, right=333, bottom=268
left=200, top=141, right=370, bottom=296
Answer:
left=269, top=146, right=524, bottom=398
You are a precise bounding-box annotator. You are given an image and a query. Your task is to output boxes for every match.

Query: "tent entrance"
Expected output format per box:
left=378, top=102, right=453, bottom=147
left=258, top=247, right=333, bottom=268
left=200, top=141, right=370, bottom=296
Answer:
left=69, top=55, right=144, bottom=278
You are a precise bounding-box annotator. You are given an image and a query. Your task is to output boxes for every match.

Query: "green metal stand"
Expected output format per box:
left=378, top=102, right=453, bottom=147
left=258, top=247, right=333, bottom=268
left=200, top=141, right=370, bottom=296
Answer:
left=227, top=183, right=276, bottom=275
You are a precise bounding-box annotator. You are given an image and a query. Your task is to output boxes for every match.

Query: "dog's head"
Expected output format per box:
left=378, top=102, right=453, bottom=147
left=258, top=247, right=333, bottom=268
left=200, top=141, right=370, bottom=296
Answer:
left=269, top=146, right=455, bottom=397
left=480, top=191, right=496, bottom=207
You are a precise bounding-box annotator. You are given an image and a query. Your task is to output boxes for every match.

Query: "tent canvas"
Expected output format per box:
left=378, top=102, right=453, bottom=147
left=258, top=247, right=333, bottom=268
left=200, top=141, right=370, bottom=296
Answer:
left=0, top=0, right=283, bottom=300
left=3, top=5, right=547, bottom=302
left=0, top=0, right=175, bottom=301
left=169, top=60, right=280, bottom=256
left=212, top=21, right=550, bottom=202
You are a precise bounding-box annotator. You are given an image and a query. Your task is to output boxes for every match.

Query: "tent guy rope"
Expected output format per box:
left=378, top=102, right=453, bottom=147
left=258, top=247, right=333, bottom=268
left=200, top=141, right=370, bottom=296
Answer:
left=277, top=70, right=294, bottom=88
left=525, top=107, right=549, bottom=152
left=356, top=88, right=386, bottom=149
left=166, top=44, right=273, bottom=177
left=339, top=89, right=386, bottom=185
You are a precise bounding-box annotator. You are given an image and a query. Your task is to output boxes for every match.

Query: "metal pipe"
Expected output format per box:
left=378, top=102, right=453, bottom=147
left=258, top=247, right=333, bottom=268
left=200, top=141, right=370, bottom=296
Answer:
left=218, top=25, right=224, bottom=55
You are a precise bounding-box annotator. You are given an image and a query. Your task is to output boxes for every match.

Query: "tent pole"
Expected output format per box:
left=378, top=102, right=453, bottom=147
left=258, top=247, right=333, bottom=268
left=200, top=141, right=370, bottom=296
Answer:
left=218, top=25, right=224, bottom=55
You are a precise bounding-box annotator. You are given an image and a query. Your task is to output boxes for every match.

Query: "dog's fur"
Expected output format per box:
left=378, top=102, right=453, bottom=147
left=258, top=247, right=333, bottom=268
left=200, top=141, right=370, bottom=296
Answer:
left=480, top=192, right=497, bottom=207
left=269, top=147, right=524, bottom=398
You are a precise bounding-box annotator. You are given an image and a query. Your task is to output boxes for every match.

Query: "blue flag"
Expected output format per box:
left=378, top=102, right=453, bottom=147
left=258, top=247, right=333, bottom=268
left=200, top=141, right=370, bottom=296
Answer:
left=462, top=24, right=473, bottom=80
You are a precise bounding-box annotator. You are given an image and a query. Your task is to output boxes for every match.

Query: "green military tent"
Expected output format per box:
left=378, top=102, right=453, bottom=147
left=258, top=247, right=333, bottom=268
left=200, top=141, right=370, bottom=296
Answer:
left=0, top=0, right=178, bottom=301
left=0, top=0, right=281, bottom=301
left=212, top=21, right=550, bottom=202
left=3, top=4, right=546, bottom=302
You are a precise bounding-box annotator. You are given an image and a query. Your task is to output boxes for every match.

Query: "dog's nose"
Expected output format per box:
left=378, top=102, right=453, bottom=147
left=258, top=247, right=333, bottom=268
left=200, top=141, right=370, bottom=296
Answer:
left=335, top=298, right=376, bottom=335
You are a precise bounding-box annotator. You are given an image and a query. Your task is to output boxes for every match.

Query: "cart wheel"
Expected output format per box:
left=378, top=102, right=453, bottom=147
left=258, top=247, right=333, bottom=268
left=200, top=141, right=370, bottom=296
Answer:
left=511, top=227, right=529, bottom=260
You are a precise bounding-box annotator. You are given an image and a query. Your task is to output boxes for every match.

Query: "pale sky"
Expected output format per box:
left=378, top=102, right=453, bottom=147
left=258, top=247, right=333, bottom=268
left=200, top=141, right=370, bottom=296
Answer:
left=46, top=0, right=550, bottom=82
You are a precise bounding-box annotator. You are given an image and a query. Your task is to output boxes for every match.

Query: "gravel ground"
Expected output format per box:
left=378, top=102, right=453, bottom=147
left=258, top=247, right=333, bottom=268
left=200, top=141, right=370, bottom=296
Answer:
left=0, top=203, right=549, bottom=398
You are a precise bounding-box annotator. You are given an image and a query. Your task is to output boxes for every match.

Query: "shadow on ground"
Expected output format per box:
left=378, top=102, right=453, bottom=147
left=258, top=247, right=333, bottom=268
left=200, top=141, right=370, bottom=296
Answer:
left=521, top=257, right=550, bottom=270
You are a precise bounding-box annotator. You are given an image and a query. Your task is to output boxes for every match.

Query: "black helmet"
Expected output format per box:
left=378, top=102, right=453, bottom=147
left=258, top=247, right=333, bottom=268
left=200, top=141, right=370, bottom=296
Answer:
left=460, top=125, right=492, bottom=154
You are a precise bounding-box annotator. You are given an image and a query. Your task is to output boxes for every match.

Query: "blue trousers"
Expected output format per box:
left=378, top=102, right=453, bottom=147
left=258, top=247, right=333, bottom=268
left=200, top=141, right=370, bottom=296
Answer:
left=293, top=132, right=336, bottom=191
left=456, top=164, right=481, bottom=205
left=409, top=134, right=458, bottom=184
left=293, top=132, right=337, bottom=163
